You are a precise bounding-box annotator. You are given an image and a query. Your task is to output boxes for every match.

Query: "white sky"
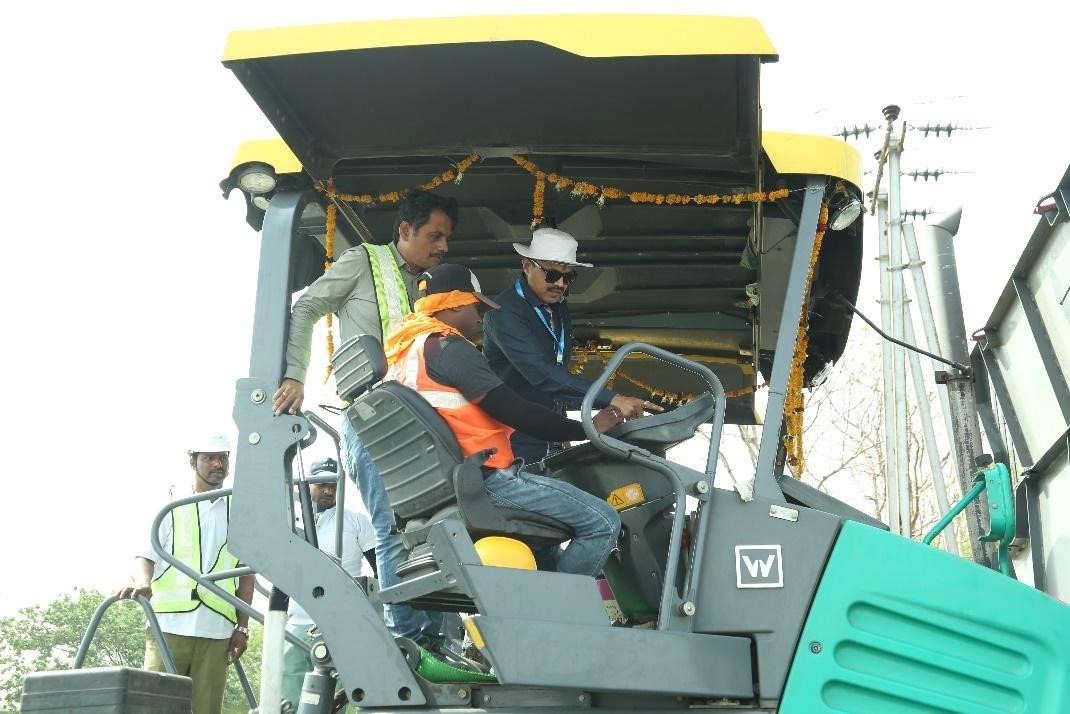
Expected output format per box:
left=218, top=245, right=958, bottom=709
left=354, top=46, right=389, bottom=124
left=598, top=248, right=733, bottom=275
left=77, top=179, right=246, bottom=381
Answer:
left=1, top=1, right=1067, bottom=616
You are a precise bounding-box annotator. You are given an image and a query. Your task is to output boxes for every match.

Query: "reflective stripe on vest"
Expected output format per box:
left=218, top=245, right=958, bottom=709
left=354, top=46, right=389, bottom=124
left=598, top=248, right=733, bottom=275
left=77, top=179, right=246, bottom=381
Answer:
left=361, top=243, right=411, bottom=339
left=151, top=498, right=239, bottom=623
left=388, top=332, right=515, bottom=469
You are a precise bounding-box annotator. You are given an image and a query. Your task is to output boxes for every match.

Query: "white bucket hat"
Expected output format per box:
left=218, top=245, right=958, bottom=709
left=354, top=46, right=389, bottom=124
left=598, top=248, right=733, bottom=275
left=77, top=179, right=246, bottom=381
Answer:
left=512, top=228, right=594, bottom=268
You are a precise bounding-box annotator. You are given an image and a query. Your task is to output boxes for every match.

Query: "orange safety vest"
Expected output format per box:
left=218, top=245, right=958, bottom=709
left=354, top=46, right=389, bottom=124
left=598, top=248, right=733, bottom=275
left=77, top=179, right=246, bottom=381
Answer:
left=389, top=332, right=515, bottom=469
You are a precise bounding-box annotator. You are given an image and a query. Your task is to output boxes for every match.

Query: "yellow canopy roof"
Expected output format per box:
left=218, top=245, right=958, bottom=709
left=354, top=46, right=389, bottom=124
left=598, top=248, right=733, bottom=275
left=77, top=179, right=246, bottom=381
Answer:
left=223, top=14, right=778, bottom=62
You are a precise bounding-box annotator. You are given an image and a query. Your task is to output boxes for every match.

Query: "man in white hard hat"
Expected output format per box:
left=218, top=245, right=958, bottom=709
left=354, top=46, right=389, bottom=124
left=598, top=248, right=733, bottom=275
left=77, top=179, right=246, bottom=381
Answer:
left=118, top=431, right=255, bottom=714
left=482, top=227, right=661, bottom=464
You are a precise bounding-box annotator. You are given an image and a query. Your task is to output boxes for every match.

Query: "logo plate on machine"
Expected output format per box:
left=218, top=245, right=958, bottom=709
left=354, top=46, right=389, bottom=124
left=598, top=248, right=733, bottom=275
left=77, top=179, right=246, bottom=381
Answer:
left=735, top=545, right=784, bottom=588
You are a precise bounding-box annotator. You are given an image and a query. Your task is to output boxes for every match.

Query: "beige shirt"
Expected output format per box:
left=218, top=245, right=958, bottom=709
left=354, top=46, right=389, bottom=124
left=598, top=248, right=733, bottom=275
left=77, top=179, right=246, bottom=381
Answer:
left=284, top=242, right=421, bottom=383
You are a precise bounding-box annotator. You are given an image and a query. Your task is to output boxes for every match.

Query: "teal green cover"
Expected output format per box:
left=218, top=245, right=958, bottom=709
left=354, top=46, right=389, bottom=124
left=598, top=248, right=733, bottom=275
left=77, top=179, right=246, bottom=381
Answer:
left=780, top=521, right=1070, bottom=713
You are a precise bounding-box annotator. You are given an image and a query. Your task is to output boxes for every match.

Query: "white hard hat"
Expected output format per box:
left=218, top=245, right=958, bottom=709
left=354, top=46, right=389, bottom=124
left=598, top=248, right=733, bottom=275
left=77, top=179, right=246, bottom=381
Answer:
left=188, top=432, right=232, bottom=455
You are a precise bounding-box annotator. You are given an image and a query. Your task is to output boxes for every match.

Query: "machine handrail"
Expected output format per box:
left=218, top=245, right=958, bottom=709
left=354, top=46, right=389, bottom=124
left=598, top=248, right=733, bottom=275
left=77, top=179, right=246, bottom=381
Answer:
left=71, top=593, right=260, bottom=708
left=149, top=489, right=309, bottom=652
left=924, top=462, right=1016, bottom=576
left=73, top=595, right=176, bottom=673
left=303, top=410, right=349, bottom=559
left=580, top=341, right=727, bottom=630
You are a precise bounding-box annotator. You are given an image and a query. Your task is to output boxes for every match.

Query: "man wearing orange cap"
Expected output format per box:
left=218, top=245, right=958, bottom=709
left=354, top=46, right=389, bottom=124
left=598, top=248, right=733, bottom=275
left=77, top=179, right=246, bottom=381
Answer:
left=384, top=263, right=624, bottom=576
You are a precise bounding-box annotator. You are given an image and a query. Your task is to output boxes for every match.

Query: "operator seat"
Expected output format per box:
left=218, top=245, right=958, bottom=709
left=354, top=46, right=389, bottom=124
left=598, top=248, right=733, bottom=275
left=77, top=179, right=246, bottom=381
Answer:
left=333, top=334, right=573, bottom=552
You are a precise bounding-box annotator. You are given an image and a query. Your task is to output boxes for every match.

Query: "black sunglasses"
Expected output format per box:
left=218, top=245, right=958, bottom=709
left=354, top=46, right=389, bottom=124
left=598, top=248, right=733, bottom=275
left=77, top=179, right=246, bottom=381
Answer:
left=529, top=258, right=579, bottom=285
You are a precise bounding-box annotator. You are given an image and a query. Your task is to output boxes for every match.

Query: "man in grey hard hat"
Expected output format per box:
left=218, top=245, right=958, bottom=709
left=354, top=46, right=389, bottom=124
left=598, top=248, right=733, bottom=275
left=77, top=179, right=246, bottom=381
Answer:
left=482, top=227, right=661, bottom=464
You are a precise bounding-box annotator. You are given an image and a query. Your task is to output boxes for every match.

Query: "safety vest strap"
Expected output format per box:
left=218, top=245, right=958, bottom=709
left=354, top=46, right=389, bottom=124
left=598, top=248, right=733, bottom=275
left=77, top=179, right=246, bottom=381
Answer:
left=362, top=243, right=411, bottom=339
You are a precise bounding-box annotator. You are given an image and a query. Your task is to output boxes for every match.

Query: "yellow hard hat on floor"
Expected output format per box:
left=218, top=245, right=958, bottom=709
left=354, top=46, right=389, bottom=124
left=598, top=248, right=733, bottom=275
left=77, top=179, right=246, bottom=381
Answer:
left=474, top=536, right=537, bottom=570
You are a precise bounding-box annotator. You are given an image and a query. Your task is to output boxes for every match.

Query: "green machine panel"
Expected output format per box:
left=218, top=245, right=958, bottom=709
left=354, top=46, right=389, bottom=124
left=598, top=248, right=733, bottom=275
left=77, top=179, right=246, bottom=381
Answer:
left=781, top=521, right=1070, bottom=713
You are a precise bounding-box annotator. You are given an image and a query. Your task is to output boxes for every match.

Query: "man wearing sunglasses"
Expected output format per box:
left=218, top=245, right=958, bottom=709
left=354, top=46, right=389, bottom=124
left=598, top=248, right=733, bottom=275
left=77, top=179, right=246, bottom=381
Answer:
left=483, top=227, right=661, bottom=464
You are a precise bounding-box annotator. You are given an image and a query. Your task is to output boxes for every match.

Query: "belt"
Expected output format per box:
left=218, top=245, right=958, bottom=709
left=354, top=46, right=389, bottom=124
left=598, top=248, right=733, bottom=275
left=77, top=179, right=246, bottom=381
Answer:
left=481, top=460, right=524, bottom=478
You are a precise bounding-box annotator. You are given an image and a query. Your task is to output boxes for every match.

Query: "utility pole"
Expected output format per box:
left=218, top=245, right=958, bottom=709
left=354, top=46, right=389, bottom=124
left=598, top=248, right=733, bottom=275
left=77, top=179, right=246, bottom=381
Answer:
left=876, top=189, right=904, bottom=534
left=868, top=105, right=990, bottom=562
left=884, top=105, right=912, bottom=536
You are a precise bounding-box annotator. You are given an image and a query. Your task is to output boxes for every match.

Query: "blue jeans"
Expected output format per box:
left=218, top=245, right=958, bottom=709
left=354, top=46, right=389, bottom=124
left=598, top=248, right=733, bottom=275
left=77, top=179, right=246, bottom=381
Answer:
left=341, top=415, right=444, bottom=647
left=483, top=464, right=621, bottom=577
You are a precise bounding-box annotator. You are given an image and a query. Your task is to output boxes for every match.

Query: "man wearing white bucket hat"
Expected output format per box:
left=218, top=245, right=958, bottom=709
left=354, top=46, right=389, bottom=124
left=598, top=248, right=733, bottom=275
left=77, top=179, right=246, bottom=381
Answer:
left=483, top=227, right=661, bottom=463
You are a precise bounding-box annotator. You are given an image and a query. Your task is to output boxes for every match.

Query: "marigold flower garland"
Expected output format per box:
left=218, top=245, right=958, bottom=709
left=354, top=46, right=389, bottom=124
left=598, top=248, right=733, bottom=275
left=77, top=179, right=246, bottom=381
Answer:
left=512, top=154, right=790, bottom=227
left=323, top=181, right=338, bottom=382
left=783, top=200, right=830, bottom=477
left=531, top=171, right=546, bottom=229
left=327, top=153, right=481, bottom=206
left=568, top=342, right=766, bottom=406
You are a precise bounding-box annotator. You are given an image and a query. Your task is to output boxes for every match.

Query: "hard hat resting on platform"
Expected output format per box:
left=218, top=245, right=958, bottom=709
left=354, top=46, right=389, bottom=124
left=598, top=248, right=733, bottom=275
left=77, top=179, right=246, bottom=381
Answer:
left=474, top=536, right=537, bottom=570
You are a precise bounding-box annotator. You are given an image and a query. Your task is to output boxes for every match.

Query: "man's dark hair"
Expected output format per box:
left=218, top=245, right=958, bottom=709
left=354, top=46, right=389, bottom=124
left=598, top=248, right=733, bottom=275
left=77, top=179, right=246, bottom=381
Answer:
left=393, top=190, right=459, bottom=242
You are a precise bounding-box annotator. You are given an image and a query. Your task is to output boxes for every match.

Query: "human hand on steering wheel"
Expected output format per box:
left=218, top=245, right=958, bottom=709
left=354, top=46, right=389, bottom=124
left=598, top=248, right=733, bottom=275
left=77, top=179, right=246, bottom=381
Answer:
left=610, top=395, right=663, bottom=420
left=593, top=406, right=627, bottom=433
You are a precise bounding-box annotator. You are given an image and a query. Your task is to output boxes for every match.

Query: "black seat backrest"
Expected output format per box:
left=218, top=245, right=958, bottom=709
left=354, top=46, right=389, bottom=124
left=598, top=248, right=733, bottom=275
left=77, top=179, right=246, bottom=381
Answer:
left=333, top=334, right=388, bottom=403
left=346, top=381, right=462, bottom=520
left=339, top=333, right=573, bottom=546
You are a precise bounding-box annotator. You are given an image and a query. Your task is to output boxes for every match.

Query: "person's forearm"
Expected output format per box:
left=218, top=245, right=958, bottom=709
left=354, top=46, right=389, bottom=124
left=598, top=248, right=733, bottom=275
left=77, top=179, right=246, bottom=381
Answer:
left=236, top=574, right=255, bottom=627
left=480, top=386, right=586, bottom=441
left=284, top=296, right=323, bottom=382
left=132, top=557, right=154, bottom=588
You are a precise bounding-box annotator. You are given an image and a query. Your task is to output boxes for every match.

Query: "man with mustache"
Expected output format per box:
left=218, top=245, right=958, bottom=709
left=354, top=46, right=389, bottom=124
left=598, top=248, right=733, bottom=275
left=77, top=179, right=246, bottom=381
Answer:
left=118, top=432, right=255, bottom=714
left=271, top=190, right=456, bottom=651
left=482, top=228, right=660, bottom=464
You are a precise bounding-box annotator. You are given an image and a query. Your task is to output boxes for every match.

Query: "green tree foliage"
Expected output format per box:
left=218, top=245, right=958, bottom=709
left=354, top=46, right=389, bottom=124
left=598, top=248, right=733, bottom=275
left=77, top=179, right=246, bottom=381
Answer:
left=0, top=588, right=144, bottom=711
left=0, top=588, right=263, bottom=714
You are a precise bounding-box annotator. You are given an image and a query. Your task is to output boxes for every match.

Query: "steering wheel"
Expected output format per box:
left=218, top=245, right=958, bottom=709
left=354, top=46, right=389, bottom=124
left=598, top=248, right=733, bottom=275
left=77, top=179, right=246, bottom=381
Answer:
left=606, top=393, right=716, bottom=450
left=579, top=343, right=726, bottom=461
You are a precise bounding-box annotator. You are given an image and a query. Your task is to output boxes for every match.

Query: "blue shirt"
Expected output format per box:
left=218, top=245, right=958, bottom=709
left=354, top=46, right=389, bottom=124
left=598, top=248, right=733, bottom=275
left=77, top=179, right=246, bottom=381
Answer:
left=482, top=277, right=616, bottom=458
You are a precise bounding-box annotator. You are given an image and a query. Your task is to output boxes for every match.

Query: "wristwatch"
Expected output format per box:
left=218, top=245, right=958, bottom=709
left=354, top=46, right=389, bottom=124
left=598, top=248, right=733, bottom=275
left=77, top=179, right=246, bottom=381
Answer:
left=233, top=625, right=250, bottom=637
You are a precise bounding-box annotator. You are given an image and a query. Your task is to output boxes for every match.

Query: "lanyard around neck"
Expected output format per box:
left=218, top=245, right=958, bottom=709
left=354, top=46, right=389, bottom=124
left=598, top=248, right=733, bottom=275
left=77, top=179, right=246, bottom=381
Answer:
left=515, top=279, right=565, bottom=365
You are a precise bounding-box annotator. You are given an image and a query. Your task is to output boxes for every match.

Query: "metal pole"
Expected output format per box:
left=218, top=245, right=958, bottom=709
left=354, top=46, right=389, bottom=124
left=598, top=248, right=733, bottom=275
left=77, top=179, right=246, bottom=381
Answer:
left=887, top=128, right=912, bottom=536
left=903, top=221, right=959, bottom=474
left=903, top=305, right=959, bottom=554
left=876, top=191, right=901, bottom=533
left=754, top=177, right=825, bottom=499
left=937, top=369, right=994, bottom=567
left=915, top=208, right=994, bottom=566
left=259, top=588, right=290, bottom=714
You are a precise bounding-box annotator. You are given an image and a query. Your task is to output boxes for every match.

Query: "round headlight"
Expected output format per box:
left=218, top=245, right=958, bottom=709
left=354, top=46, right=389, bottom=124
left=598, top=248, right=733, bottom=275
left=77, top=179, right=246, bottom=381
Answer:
left=237, top=164, right=277, bottom=194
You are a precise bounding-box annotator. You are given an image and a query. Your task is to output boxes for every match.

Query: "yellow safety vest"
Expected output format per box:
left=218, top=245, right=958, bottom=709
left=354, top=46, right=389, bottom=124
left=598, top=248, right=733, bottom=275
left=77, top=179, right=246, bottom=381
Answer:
left=361, top=243, right=412, bottom=339
left=152, top=497, right=239, bottom=624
